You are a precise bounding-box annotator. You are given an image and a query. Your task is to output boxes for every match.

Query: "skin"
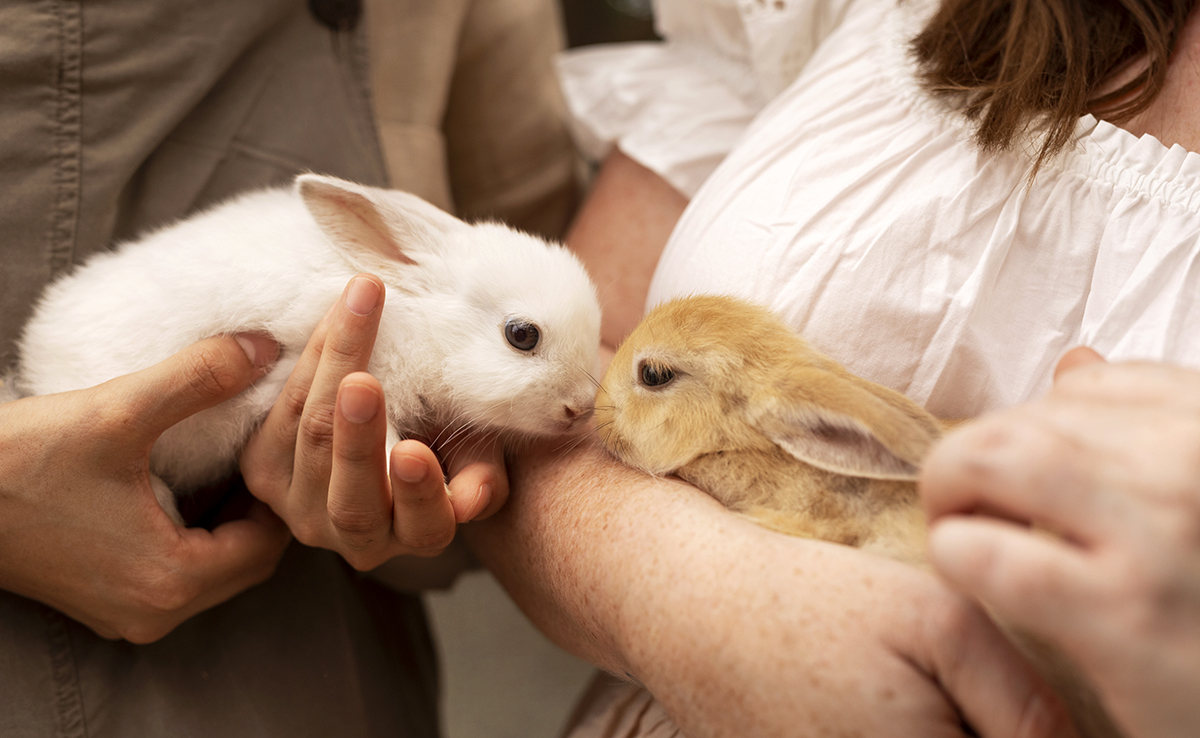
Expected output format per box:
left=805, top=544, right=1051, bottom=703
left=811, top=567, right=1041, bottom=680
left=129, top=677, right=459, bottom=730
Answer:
left=0, top=274, right=505, bottom=643
left=0, top=333, right=289, bottom=643
left=922, top=347, right=1200, bottom=738
left=239, top=273, right=508, bottom=572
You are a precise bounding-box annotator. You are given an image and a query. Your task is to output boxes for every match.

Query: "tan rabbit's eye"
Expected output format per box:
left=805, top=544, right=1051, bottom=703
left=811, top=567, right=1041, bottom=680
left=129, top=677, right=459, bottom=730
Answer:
left=639, top=361, right=675, bottom=388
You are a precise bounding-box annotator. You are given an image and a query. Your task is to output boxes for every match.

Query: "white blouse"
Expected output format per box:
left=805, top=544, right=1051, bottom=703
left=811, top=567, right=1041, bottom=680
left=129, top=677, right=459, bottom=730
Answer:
left=558, top=0, right=1200, bottom=418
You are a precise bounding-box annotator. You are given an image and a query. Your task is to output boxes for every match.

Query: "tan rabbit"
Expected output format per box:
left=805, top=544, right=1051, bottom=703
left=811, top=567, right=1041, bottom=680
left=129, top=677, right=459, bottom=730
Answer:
left=596, top=294, right=942, bottom=565
left=596, top=294, right=1124, bottom=738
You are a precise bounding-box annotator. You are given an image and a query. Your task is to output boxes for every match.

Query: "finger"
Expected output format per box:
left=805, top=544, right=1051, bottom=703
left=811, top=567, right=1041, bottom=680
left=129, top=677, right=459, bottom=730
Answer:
left=919, top=411, right=1118, bottom=544
left=119, top=333, right=278, bottom=442
left=389, top=440, right=456, bottom=554
left=923, top=597, right=1080, bottom=738
left=176, top=499, right=292, bottom=616
left=1052, top=359, right=1200, bottom=412
left=1053, top=346, right=1106, bottom=380
left=928, top=517, right=1103, bottom=652
left=444, top=437, right=508, bottom=522
left=326, top=374, right=393, bottom=561
left=242, top=311, right=332, bottom=490
left=292, top=275, right=385, bottom=493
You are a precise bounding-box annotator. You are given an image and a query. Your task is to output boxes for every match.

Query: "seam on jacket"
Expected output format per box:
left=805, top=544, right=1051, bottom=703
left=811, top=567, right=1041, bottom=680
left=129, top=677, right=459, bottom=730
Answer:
left=44, top=608, right=86, bottom=738
left=49, top=0, right=83, bottom=276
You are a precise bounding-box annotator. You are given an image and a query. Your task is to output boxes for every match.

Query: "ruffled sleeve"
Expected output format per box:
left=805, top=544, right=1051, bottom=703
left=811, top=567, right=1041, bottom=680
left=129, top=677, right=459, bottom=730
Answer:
left=555, top=0, right=857, bottom=197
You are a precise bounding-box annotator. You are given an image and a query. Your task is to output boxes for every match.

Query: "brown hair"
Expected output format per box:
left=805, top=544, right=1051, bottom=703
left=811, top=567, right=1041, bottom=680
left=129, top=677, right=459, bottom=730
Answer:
left=912, top=0, right=1195, bottom=172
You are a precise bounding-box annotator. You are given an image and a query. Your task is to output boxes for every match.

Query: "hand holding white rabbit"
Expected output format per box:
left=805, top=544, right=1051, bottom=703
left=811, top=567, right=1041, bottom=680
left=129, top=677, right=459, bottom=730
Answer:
left=15, top=173, right=602, bottom=564
left=922, top=348, right=1200, bottom=738
left=240, top=272, right=508, bottom=571
left=0, top=334, right=290, bottom=643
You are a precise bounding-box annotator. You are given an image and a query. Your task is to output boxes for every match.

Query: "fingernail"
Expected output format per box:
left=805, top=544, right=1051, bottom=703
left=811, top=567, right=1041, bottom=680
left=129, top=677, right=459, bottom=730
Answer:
left=339, top=383, right=379, bottom=424
left=394, top=453, right=428, bottom=484
left=345, top=277, right=380, bottom=316
left=469, top=483, right=492, bottom=521
left=234, top=333, right=279, bottom=368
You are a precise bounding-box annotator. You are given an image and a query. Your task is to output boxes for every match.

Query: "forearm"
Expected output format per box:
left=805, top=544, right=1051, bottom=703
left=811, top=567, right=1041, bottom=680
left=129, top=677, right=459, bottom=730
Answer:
left=468, top=435, right=1078, bottom=738
left=565, top=147, right=688, bottom=348
left=463, top=437, right=711, bottom=675
left=464, top=437, right=943, bottom=730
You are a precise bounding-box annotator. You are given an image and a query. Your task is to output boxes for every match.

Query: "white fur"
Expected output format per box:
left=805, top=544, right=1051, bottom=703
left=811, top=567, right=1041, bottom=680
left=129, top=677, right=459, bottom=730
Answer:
left=16, top=174, right=601, bottom=518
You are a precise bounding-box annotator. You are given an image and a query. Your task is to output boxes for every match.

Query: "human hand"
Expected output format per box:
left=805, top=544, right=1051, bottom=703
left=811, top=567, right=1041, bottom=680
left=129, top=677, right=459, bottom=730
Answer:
left=470, top=439, right=1075, bottom=738
left=0, top=334, right=291, bottom=643
left=240, top=274, right=508, bottom=572
left=921, top=347, right=1200, bottom=738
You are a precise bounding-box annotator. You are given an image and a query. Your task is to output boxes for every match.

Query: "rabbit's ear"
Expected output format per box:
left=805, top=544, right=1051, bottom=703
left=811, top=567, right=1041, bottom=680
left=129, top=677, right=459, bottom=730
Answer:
left=751, top=368, right=940, bottom=481
left=296, top=173, right=464, bottom=273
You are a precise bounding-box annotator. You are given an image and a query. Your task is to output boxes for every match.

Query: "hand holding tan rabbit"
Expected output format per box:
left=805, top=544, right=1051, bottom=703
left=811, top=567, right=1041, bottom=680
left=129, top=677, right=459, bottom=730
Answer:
left=922, top=348, right=1200, bottom=738
left=595, top=295, right=1122, bottom=736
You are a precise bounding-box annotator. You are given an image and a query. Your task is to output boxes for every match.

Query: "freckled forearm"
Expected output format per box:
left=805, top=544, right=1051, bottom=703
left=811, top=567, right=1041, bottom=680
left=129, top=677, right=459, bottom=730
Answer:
left=464, top=434, right=820, bottom=678
left=464, top=438, right=669, bottom=674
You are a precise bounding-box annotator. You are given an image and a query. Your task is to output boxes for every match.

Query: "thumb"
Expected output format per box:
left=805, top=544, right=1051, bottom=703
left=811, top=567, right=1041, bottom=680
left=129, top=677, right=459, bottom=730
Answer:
left=115, top=333, right=279, bottom=442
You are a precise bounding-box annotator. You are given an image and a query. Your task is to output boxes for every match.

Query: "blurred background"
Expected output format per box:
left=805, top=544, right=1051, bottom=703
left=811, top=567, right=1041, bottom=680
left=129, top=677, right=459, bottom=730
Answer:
left=560, top=0, right=655, bottom=47
left=426, top=3, right=657, bottom=738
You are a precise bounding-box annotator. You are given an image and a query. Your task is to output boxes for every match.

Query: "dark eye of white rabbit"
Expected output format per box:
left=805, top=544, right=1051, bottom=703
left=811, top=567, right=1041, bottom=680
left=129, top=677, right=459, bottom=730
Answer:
left=638, top=360, right=675, bottom=389
left=504, top=319, right=540, bottom=352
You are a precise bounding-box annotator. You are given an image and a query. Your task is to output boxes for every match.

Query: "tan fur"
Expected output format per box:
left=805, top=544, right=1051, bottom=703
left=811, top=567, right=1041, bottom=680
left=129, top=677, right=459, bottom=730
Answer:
left=596, top=294, right=941, bottom=563
left=597, top=294, right=1125, bottom=738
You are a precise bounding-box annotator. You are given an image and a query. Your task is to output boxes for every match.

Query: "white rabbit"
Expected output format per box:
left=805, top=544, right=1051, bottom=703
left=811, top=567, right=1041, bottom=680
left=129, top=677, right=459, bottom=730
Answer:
left=14, top=173, right=602, bottom=523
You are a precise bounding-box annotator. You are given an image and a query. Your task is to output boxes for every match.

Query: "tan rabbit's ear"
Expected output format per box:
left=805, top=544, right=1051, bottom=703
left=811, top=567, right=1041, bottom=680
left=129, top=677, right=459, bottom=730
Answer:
left=296, top=173, right=464, bottom=274
left=751, top=367, right=940, bottom=481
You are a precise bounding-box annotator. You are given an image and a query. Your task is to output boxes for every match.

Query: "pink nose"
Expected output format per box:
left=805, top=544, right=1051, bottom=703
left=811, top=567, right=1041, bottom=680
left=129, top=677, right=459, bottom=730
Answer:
left=564, top=405, right=594, bottom=422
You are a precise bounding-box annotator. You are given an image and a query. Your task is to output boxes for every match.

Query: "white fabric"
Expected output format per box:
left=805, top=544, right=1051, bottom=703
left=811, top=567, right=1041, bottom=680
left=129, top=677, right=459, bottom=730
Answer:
left=558, top=0, right=1200, bottom=419
left=555, top=0, right=857, bottom=196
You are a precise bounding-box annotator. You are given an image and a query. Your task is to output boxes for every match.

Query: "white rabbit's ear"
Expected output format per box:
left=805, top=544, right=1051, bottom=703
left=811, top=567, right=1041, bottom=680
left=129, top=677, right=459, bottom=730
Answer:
left=296, top=173, right=463, bottom=272
left=752, top=368, right=941, bottom=481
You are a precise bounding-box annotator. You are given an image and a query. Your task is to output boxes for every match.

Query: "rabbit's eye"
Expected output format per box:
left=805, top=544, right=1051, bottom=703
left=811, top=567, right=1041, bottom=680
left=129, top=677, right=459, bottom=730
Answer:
left=639, top=361, right=675, bottom=388
left=505, top=320, right=540, bottom=351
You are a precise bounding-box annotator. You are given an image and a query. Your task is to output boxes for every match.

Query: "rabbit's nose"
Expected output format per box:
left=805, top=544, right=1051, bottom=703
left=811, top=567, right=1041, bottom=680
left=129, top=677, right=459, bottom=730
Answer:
left=564, top=404, right=595, bottom=422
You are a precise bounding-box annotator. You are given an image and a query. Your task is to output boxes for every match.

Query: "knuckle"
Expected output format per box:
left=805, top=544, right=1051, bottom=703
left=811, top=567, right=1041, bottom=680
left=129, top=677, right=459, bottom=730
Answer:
left=289, top=519, right=327, bottom=549
left=400, top=480, right=446, bottom=508
left=181, top=343, right=242, bottom=401
left=244, top=548, right=286, bottom=587
left=279, top=381, right=311, bottom=421
left=334, top=437, right=380, bottom=467
left=1014, top=681, right=1077, bottom=738
left=128, top=567, right=197, bottom=618
left=323, top=331, right=367, bottom=368
left=298, top=410, right=336, bottom=452
left=240, top=462, right=286, bottom=501
left=327, top=502, right=389, bottom=539
left=117, top=620, right=175, bottom=645
left=92, top=400, right=144, bottom=439
left=342, top=550, right=387, bottom=572
left=1118, top=548, right=1190, bottom=632
left=400, top=524, right=455, bottom=556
